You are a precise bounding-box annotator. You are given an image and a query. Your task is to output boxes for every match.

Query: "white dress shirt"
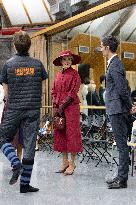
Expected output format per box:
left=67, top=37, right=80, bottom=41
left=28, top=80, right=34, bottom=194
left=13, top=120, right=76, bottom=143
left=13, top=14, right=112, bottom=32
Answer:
left=107, top=54, right=117, bottom=67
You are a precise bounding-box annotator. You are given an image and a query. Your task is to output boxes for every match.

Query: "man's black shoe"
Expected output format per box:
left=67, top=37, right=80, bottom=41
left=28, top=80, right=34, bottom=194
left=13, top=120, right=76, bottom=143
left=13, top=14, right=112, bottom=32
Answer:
left=108, top=179, right=127, bottom=189
left=20, top=185, right=39, bottom=193
left=9, top=165, right=23, bottom=185
left=106, top=177, right=119, bottom=185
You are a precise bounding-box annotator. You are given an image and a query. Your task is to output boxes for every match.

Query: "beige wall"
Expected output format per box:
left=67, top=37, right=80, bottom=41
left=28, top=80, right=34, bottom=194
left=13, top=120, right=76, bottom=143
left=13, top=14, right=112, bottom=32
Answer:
left=47, top=34, right=136, bottom=105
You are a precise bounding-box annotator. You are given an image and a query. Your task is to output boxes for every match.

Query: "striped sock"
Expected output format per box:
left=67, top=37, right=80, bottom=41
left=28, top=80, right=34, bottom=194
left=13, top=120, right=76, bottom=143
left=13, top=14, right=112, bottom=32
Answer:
left=1, top=143, right=21, bottom=168
left=20, top=159, right=34, bottom=186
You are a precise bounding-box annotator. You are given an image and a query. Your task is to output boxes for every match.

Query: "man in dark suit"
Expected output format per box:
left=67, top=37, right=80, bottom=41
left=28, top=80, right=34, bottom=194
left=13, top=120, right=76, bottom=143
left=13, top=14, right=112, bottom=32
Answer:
left=100, top=36, right=132, bottom=189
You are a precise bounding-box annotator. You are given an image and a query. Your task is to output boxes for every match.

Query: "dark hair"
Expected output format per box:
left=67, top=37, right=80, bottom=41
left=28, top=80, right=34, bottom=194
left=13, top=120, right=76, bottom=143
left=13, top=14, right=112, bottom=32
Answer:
left=126, top=79, right=131, bottom=93
left=101, top=35, right=119, bottom=53
left=78, top=64, right=90, bottom=84
left=83, top=77, right=90, bottom=85
left=0, top=74, right=2, bottom=85
left=13, top=31, right=31, bottom=53
left=100, top=74, right=106, bottom=84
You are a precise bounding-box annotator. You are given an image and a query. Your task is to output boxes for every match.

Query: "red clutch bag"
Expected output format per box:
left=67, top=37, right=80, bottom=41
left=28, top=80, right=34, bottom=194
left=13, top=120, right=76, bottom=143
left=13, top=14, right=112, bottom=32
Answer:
left=53, top=116, right=65, bottom=130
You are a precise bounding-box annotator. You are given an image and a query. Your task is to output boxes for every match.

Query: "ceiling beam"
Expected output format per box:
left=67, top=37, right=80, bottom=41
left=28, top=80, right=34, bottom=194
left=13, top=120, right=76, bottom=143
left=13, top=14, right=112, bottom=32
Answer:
left=125, top=26, right=136, bottom=41
left=12, top=21, right=54, bottom=27
left=0, top=1, right=12, bottom=26
left=21, top=0, right=32, bottom=25
left=42, top=0, right=53, bottom=22
left=31, top=0, right=136, bottom=38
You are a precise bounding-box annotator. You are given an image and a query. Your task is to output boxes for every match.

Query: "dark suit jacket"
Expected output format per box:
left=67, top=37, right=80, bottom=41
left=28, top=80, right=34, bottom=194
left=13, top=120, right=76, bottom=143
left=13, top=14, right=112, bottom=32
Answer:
left=99, top=86, right=105, bottom=106
left=105, top=55, right=132, bottom=115
left=131, top=90, right=136, bottom=103
left=86, top=90, right=100, bottom=115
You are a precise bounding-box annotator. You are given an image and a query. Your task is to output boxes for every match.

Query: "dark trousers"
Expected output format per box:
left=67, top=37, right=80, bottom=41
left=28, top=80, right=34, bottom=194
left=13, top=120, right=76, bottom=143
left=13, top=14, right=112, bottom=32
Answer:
left=0, top=109, right=40, bottom=160
left=109, top=113, right=130, bottom=181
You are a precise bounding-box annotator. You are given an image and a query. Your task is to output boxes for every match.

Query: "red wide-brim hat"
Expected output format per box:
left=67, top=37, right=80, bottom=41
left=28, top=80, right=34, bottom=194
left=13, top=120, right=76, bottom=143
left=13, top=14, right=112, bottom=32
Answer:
left=53, top=50, right=81, bottom=66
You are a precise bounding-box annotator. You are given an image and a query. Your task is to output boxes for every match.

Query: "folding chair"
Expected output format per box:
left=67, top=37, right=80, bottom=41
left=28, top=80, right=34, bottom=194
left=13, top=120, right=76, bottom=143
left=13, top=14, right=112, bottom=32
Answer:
left=38, top=113, right=54, bottom=153
left=127, top=119, right=136, bottom=176
left=127, top=142, right=136, bottom=176
left=80, top=114, right=114, bottom=166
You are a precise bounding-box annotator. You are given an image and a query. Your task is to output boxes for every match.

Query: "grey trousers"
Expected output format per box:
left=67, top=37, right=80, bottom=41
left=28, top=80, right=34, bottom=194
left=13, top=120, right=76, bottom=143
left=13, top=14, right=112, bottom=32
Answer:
left=109, top=113, right=130, bottom=181
left=0, top=109, right=40, bottom=160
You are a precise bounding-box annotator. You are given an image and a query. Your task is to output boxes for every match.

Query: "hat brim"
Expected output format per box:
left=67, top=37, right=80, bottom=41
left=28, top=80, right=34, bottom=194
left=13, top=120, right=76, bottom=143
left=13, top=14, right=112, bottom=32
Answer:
left=53, top=54, right=81, bottom=66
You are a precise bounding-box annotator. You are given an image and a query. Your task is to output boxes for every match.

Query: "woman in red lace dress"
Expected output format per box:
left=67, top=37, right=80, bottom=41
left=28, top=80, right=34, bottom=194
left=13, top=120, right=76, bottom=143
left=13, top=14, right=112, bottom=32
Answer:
left=52, top=50, right=83, bottom=175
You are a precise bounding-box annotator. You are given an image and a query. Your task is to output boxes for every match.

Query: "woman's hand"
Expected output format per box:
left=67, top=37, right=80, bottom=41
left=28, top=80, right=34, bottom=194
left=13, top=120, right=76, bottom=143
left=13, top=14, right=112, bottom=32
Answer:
left=58, top=106, right=64, bottom=117
left=54, top=111, right=59, bottom=117
left=130, top=105, right=136, bottom=114
left=54, top=109, right=64, bottom=117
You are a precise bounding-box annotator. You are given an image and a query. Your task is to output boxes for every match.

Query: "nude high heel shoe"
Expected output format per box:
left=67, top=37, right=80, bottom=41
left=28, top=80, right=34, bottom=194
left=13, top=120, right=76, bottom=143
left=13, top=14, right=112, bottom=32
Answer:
left=64, top=161, right=76, bottom=175
left=55, top=161, right=69, bottom=173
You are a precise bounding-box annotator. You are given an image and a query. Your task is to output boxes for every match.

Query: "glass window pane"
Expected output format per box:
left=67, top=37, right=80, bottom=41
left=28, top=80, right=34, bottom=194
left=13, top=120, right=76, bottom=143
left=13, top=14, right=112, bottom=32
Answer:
left=2, top=0, right=30, bottom=25
left=23, top=0, right=51, bottom=23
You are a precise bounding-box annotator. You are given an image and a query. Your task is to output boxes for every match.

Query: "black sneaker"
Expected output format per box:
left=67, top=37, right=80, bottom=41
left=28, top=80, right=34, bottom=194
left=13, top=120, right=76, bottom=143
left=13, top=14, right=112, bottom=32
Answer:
left=108, top=179, right=127, bottom=189
left=9, top=164, right=23, bottom=185
left=20, top=185, right=39, bottom=193
left=106, top=177, right=119, bottom=185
